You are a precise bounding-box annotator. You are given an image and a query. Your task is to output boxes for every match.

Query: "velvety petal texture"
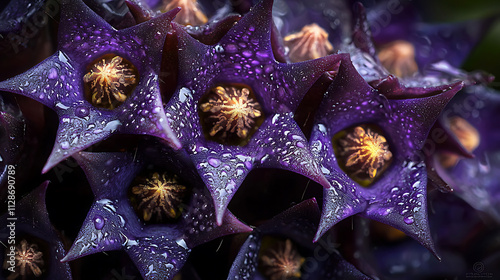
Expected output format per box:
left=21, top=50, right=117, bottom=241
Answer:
left=62, top=148, right=250, bottom=280
left=227, top=199, right=371, bottom=280
left=165, top=0, right=340, bottom=224
left=435, top=85, right=500, bottom=221
left=0, top=0, right=497, bottom=279
left=0, top=0, right=181, bottom=173
left=309, top=54, right=463, bottom=257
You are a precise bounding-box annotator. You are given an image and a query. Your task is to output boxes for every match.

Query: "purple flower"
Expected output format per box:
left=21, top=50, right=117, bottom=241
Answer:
left=309, top=54, right=463, bottom=257
left=62, top=148, right=251, bottom=279
left=0, top=182, right=73, bottom=280
left=433, top=85, right=500, bottom=221
left=0, top=0, right=181, bottom=173
left=165, top=0, right=341, bottom=224
left=365, top=1, right=494, bottom=70
left=228, top=199, right=371, bottom=280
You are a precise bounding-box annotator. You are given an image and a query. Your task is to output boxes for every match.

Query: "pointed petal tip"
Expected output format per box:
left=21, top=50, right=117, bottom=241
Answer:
left=438, top=80, right=465, bottom=98
left=227, top=215, right=253, bottom=233
left=163, top=135, right=182, bottom=150
left=426, top=242, right=441, bottom=261
left=313, top=228, right=325, bottom=243
left=172, top=138, right=182, bottom=150
left=451, top=81, right=465, bottom=93
left=159, top=6, right=181, bottom=22
left=310, top=197, right=317, bottom=204
left=40, top=180, right=50, bottom=190
left=42, top=160, right=56, bottom=174
left=243, top=0, right=273, bottom=22
left=42, top=149, right=71, bottom=174
left=297, top=198, right=320, bottom=213
left=317, top=175, right=331, bottom=190
left=60, top=252, right=74, bottom=263
left=155, top=119, right=182, bottom=149
left=259, top=0, right=274, bottom=10
left=239, top=223, right=253, bottom=233
left=307, top=54, right=344, bottom=74
left=215, top=205, right=226, bottom=226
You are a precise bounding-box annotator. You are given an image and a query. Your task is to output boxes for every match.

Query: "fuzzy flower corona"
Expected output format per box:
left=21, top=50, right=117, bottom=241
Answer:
left=9, top=239, right=44, bottom=279
left=199, top=85, right=264, bottom=145
left=336, top=125, right=393, bottom=182
left=131, top=171, right=188, bottom=222
left=260, top=239, right=305, bottom=280
left=83, top=55, right=138, bottom=109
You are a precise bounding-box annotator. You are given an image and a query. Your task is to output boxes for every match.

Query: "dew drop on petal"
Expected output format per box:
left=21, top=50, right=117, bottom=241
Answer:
left=48, top=68, right=58, bottom=79
left=75, top=106, right=90, bottom=118
left=94, top=215, right=105, bottom=230
left=208, top=158, right=221, bottom=167
left=404, top=216, right=414, bottom=225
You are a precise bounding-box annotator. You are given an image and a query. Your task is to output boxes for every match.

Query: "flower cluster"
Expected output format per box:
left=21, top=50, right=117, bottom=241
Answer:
left=1, top=0, right=499, bottom=279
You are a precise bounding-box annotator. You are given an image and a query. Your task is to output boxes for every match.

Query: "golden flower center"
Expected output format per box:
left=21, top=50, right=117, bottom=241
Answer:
left=378, top=40, right=418, bottom=78
left=260, top=239, right=304, bottom=280
left=199, top=85, right=264, bottom=145
left=83, top=54, right=138, bottom=109
left=131, top=172, right=187, bottom=222
left=284, top=23, right=334, bottom=63
left=448, top=116, right=480, bottom=152
left=438, top=116, right=480, bottom=168
left=338, top=126, right=392, bottom=180
left=163, top=0, right=208, bottom=26
left=6, top=239, right=44, bottom=279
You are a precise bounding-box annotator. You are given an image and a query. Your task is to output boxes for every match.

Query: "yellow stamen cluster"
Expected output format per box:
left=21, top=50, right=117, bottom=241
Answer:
left=378, top=40, right=418, bottom=78
left=199, top=85, right=263, bottom=144
left=339, top=126, right=392, bottom=179
left=131, top=172, right=187, bottom=222
left=83, top=55, right=137, bottom=109
left=3, top=239, right=44, bottom=280
left=284, top=23, right=334, bottom=63
left=260, top=239, right=305, bottom=280
left=163, top=0, right=208, bottom=26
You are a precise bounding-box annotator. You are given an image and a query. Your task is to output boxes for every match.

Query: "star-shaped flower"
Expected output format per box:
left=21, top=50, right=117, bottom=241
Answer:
left=227, top=199, right=371, bottom=280
left=433, top=85, right=500, bottom=222
left=0, top=0, right=181, bottom=174
left=309, top=54, right=464, bottom=257
left=0, top=182, right=73, bottom=280
left=164, top=0, right=342, bottom=224
left=61, top=148, right=251, bottom=280
left=365, top=0, right=495, bottom=71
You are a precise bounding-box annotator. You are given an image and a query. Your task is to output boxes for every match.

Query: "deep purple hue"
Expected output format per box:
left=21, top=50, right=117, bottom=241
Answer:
left=165, top=0, right=341, bottom=225
left=0, top=0, right=181, bottom=174
left=61, top=149, right=251, bottom=279
left=309, top=54, right=463, bottom=256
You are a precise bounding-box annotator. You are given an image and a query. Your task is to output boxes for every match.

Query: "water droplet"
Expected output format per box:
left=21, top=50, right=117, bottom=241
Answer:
left=75, top=106, right=89, bottom=118
left=94, top=215, right=105, bottom=230
left=242, top=50, right=252, bottom=58
left=60, top=141, right=70, bottom=150
left=225, top=44, right=238, bottom=53
left=404, top=216, right=414, bottom=224
left=208, top=158, right=221, bottom=168
left=48, top=68, right=58, bottom=79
